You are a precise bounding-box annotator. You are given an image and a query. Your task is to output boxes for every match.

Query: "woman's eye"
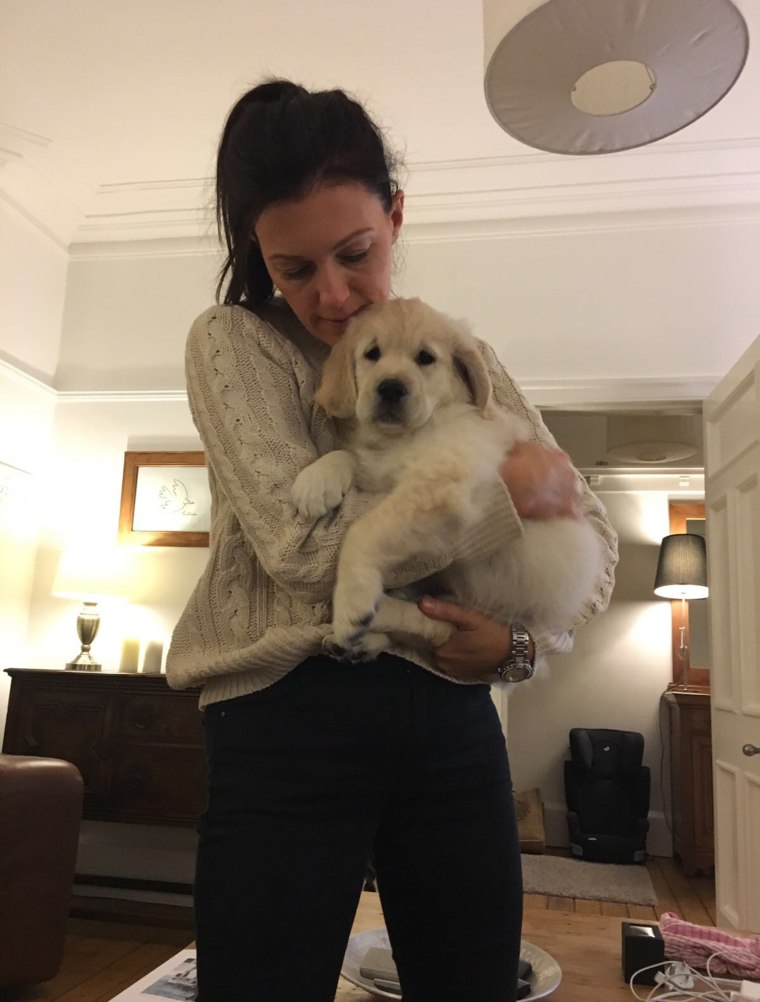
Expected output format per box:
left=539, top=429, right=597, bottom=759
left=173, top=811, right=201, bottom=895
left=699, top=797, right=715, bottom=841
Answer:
left=282, top=265, right=312, bottom=281
left=340, top=249, right=370, bottom=265
left=364, top=346, right=381, bottom=361
left=416, top=349, right=436, bottom=366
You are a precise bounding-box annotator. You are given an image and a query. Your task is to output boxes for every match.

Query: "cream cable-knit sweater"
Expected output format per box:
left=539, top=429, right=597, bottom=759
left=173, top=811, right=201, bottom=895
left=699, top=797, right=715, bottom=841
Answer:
left=166, top=301, right=618, bottom=707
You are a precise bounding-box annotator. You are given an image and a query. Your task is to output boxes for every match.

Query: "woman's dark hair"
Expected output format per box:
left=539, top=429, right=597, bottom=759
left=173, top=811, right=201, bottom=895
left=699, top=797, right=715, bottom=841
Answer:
left=215, top=79, right=401, bottom=306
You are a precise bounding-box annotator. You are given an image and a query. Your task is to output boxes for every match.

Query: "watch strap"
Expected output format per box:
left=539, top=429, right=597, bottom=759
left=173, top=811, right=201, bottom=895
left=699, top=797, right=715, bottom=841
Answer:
left=497, top=623, right=535, bottom=683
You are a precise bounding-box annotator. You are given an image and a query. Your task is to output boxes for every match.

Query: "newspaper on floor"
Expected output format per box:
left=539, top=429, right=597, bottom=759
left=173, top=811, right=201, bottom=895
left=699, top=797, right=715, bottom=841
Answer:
left=109, top=949, right=197, bottom=1001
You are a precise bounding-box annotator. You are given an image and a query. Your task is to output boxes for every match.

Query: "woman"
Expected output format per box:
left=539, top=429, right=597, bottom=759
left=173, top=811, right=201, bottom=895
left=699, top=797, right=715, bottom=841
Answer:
left=167, top=79, right=617, bottom=1002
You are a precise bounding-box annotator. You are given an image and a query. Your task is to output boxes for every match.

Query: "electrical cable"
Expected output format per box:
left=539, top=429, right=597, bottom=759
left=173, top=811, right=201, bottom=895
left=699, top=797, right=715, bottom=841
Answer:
left=628, top=955, right=747, bottom=1002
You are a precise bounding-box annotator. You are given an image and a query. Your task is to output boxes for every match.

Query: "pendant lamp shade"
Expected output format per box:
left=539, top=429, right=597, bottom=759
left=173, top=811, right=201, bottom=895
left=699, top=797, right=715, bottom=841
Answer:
left=483, top=0, right=749, bottom=155
left=653, top=533, right=708, bottom=600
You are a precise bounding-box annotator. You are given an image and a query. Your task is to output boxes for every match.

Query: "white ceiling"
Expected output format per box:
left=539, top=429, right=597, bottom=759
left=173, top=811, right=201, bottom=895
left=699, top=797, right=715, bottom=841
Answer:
left=2, top=0, right=760, bottom=249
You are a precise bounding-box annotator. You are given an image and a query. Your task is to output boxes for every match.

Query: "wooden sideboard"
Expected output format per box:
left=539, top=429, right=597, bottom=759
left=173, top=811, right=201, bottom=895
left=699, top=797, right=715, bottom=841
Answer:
left=2, top=668, right=206, bottom=827
left=663, top=687, right=714, bottom=875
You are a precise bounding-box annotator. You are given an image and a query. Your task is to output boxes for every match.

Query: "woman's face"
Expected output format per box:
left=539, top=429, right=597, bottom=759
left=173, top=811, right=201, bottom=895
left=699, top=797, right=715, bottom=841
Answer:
left=255, top=182, right=404, bottom=346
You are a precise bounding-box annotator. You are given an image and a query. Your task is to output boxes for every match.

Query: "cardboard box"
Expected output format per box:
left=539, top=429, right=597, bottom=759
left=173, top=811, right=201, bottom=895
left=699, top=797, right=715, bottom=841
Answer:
left=514, top=787, right=545, bottom=854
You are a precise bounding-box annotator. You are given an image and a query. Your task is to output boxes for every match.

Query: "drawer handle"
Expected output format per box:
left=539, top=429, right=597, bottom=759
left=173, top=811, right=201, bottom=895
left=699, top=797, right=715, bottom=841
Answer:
left=133, top=716, right=152, bottom=730
left=128, top=771, right=146, bottom=791
left=742, top=744, right=760, bottom=757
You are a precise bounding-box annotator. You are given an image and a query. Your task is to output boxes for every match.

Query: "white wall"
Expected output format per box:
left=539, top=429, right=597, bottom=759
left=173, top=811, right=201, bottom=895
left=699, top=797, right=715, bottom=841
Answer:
left=56, top=248, right=221, bottom=391
left=0, top=205, right=66, bottom=735
left=506, top=488, right=679, bottom=856
left=0, top=368, right=56, bottom=738
left=26, top=397, right=208, bottom=674
left=398, top=215, right=760, bottom=389
left=0, top=203, right=67, bottom=382
left=52, top=213, right=760, bottom=395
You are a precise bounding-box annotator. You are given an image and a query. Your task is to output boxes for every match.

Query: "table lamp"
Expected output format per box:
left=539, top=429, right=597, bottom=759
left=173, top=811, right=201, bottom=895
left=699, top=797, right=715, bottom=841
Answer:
left=654, top=533, right=708, bottom=684
left=52, top=544, right=129, bottom=672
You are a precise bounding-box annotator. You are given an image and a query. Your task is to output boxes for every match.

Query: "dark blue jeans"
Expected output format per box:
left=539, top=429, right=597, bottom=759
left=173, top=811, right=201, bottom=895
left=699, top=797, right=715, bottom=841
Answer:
left=195, top=654, right=522, bottom=1001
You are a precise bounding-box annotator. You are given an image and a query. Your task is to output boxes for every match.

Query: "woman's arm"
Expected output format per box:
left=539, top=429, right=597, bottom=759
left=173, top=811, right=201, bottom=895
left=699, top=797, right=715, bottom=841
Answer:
left=421, top=342, right=618, bottom=677
left=480, top=338, right=618, bottom=633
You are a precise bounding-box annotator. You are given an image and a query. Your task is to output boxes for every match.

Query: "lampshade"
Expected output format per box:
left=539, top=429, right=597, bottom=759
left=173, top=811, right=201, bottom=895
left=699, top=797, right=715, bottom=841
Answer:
left=653, top=534, right=708, bottom=600
left=52, top=543, right=131, bottom=602
left=483, top=0, right=749, bottom=155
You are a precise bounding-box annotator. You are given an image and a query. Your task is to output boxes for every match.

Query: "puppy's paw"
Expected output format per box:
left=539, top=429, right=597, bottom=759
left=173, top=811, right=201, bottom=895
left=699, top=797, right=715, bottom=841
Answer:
left=291, top=451, right=356, bottom=520
left=323, top=631, right=389, bottom=662
left=331, top=569, right=384, bottom=653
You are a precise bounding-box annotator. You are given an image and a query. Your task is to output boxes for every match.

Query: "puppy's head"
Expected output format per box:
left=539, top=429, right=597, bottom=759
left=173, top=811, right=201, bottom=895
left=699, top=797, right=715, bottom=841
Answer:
left=314, top=298, right=493, bottom=432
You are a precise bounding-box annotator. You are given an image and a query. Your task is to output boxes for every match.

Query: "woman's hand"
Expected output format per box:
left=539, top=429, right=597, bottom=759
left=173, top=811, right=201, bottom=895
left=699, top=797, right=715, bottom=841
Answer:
left=499, top=441, right=581, bottom=520
left=418, top=596, right=511, bottom=681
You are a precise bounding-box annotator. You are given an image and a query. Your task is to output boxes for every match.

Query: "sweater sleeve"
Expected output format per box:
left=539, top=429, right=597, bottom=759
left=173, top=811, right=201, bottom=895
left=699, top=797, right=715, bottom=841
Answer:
left=478, top=340, right=619, bottom=661
left=185, top=306, right=523, bottom=606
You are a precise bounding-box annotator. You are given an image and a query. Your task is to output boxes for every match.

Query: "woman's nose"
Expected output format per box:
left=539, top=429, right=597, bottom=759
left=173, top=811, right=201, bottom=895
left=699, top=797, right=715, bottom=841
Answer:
left=315, top=263, right=350, bottom=308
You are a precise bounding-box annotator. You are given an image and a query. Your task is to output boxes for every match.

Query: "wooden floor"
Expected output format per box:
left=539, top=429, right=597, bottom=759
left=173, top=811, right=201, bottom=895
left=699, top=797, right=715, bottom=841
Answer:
left=1, top=856, right=715, bottom=1002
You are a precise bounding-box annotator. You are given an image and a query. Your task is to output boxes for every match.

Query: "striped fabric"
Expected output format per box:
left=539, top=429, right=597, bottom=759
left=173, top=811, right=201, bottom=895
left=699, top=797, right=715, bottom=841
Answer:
left=659, top=911, right=760, bottom=978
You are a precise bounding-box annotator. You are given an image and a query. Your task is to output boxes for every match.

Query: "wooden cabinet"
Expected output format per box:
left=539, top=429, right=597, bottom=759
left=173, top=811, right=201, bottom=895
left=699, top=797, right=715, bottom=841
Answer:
left=2, top=669, right=206, bottom=826
left=663, top=687, right=714, bottom=875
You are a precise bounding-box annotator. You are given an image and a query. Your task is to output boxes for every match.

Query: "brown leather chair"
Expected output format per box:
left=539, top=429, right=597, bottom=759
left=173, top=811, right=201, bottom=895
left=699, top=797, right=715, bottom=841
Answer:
left=0, top=754, right=84, bottom=989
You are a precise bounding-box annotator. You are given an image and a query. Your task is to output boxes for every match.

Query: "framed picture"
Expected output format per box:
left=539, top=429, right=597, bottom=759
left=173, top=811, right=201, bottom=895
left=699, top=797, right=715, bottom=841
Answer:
left=119, top=452, right=210, bottom=547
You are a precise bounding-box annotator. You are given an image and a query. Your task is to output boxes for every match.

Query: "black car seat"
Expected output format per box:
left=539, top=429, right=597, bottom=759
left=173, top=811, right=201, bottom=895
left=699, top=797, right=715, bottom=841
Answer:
left=564, top=728, right=650, bottom=864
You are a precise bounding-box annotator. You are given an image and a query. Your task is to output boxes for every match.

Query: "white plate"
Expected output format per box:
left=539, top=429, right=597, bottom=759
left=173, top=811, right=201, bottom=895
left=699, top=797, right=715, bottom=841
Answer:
left=341, top=928, right=562, bottom=1000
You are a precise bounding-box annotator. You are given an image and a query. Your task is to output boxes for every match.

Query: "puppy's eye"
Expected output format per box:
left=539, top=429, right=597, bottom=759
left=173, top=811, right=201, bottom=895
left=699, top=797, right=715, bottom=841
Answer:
left=364, top=346, right=381, bottom=361
left=416, top=349, right=436, bottom=366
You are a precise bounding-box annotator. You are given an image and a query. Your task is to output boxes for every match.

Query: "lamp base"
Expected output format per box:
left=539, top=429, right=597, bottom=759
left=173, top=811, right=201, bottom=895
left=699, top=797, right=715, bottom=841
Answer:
left=65, top=652, right=102, bottom=672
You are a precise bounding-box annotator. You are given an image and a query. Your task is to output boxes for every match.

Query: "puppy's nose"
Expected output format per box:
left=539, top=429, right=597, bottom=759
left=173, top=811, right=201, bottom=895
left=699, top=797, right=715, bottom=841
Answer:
left=376, top=379, right=408, bottom=403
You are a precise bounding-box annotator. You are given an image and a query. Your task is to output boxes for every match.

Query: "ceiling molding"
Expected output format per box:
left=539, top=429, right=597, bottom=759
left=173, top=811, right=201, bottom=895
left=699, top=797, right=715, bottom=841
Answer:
left=56, top=389, right=189, bottom=405
left=0, top=356, right=57, bottom=398
left=4, top=122, right=760, bottom=249
left=65, top=200, right=760, bottom=260
left=526, top=376, right=720, bottom=410
left=0, top=121, right=52, bottom=148
left=406, top=134, right=760, bottom=173
left=69, top=234, right=221, bottom=261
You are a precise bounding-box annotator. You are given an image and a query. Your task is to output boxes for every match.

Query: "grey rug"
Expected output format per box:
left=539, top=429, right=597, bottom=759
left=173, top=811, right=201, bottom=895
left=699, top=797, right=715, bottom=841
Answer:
left=521, top=854, right=657, bottom=905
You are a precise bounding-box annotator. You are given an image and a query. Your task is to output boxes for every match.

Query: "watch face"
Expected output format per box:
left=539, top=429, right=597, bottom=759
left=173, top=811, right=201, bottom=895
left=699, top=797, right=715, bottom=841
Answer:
left=507, top=664, right=533, bottom=683
left=498, top=662, right=534, bottom=683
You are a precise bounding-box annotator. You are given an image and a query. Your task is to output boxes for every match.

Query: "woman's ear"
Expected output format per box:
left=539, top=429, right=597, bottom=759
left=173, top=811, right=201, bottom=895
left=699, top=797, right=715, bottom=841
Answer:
left=390, top=189, right=404, bottom=243
left=314, top=337, right=357, bottom=418
left=453, top=337, right=493, bottom=412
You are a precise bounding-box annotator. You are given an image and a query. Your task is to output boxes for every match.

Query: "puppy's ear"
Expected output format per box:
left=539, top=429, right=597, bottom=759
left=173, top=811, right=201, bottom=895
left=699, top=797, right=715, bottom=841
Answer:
left=453, top=338, right=493, bottom=412
left=314, top=337, right=357, bottom=419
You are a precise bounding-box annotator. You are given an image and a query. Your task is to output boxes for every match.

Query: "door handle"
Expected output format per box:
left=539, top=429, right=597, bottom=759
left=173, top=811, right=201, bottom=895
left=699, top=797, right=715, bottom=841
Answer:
left=742, top=744, right=760, bottom=757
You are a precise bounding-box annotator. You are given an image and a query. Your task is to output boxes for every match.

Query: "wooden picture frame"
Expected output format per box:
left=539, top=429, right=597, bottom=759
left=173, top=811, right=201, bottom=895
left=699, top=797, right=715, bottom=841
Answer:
left=118, top=451, right=210, bottom=547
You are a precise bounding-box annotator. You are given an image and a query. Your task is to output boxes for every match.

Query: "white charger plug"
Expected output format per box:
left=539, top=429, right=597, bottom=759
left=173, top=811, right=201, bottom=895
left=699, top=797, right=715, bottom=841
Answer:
left=730, top=980, right=760, bottom=1002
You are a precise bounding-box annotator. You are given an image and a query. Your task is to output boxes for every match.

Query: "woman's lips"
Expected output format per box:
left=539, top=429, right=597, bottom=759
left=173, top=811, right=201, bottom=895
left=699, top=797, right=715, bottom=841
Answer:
left=321, top=313, right=354, bottom=324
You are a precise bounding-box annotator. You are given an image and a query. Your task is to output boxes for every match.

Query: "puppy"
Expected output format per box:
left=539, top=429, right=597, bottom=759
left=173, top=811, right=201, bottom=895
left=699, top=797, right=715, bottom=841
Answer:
left=292, top=298, right=604, bottom=663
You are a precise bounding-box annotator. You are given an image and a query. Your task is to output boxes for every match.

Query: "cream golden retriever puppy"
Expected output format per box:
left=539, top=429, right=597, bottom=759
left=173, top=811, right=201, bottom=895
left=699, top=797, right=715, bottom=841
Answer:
left=292, top=298, right=604, bottom=662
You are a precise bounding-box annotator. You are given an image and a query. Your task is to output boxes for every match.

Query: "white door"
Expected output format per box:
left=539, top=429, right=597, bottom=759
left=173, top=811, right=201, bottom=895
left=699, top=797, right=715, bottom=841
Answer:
left=704, top=335, right=760, bottom=931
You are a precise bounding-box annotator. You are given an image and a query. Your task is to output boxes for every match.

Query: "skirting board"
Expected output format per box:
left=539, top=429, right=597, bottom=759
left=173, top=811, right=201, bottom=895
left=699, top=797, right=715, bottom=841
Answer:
left=543, top=800, right=674, bottom=859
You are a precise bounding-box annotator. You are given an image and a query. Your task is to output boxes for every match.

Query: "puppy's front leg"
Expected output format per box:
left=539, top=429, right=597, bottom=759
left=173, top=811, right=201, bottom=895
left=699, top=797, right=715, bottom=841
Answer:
left=331, top=477, right=467, bottom=654
left=291, top=450, right=356, bottom=520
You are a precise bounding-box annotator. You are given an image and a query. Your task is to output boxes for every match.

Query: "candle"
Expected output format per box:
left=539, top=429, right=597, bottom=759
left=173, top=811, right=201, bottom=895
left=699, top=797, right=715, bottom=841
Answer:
left=119, top=638, right=140, bottom=673
left=142, top=640, right=164, bottom=674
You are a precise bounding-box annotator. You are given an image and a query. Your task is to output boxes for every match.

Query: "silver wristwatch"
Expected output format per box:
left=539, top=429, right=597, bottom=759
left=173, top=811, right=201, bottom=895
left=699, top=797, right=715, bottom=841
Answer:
left=497, top=623, right=535, bottom=683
